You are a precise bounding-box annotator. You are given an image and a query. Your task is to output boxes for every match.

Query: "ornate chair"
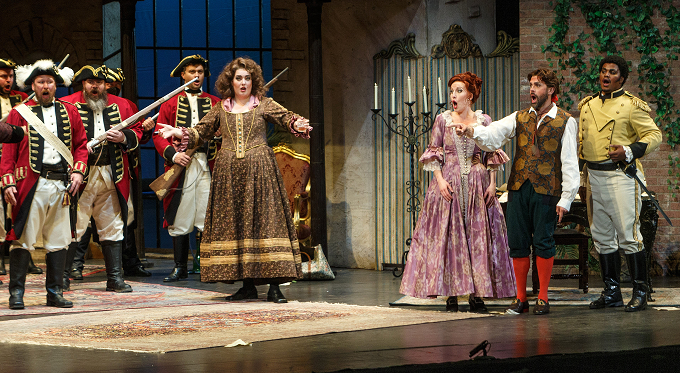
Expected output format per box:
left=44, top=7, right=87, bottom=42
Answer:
left=532, top=213, right=590, bottom=294
left=273, top=144, right=312, bottom=251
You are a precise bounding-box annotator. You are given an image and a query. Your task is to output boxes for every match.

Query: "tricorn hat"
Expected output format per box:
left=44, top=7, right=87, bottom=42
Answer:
left=15, top=59, right=74, bottom=89
left=105, top=67, right=125, bottom=83
left=170, top=55, right=210, bottom=78
left=72, top=64, right=112, bottom=84
left=0, top=58, right=17, bottom=70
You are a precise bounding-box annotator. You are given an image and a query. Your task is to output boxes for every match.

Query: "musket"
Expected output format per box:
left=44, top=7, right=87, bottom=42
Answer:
left=0, top=54, right=70, bottom=124
left=86, top=77, right=198, bottom=148
left=149, top=68, right=289, bottom=200
left=620, top=162, right=673, bottom=226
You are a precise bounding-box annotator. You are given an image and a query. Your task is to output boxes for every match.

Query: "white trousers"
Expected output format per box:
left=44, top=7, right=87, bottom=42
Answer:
left=168, top=152, right=210, bottom=237
left=11, top=177, right=70, bottom=252
left=0, top=202, right=5, bottom=243
left=76, top=166, right=124, bottom=242
left=588, top=167, right=645, bottom=255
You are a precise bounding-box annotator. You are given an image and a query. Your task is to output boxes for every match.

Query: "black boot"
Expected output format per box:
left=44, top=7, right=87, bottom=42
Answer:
left=27, top=254, right=43, bottom=274
left=101, top=240, right=133, bottom=293
left=8, top=249, right=30, bottom=309
left=62, top=242, right=79, bottom=292
left=46, top=250, right=73, bottom=308
left=267, top=283, right=288, bottom=303
left=468, top=296, right=487, bottom=312
left=625, top=251, right=648, bottom=312
left=0, top=241, right=9, bottom=275
left=164, top=235, right=189, bottom=282
left=590, top=252, right=624, bottom=309
left=226, top=278, right=258, bottom=301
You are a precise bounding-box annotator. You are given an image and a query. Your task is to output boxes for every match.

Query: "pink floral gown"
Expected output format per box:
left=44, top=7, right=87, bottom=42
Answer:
left=399, top=110, right=516, bottom=299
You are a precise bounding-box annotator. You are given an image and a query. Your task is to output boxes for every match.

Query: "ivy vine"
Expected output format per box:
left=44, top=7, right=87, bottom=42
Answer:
left=543, top=0, right=680, bottom=194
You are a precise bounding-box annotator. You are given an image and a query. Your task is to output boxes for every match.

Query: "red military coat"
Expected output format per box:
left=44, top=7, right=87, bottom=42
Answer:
left=60, top=91, right=143, bottom=203
left=152, top=91, right=220, bottom=226
left=0, top=99, right=88, bottom=240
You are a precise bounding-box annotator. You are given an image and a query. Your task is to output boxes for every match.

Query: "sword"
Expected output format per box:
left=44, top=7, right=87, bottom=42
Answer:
left=620, top=162, right=673, bottom=226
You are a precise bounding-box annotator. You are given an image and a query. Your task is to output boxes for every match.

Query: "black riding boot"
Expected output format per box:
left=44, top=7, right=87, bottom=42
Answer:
left=164, top=235, right=189, bottom=282
left=267, top=283, right=288, bottom=303
left=62, top=242, right=79, bottom=291
left=101, top=240, right=133, bottom=293
left=625, top=251, right=648, bottom=312
left=46, top=249, right=73, bottom=308
left=590, top=252, right=624, bottom=309
left=8, top=249, right=30, bottom=309
left=27, top=254, right=43, bottom=274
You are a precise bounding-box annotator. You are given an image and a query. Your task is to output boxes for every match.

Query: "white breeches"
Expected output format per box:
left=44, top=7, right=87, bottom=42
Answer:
left=167, top=152, right=210, bottom=237
left=0, top=202, right=5, bottom=243
left=588, top=167, right=645, bottom=255
left=76, top=166, right=124, bottom=242
left=12, top=178, right=70, bottom=252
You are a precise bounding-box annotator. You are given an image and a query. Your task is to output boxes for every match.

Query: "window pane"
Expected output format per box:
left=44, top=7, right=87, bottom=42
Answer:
left=135, top=0, right=154, bottom=47
left=209, top=0, right=233, bottom=48
left=136, top=49, right=155, bottom=98
left=262, top=0, right=271, bottom=49
left=181, top=0, right=206, bottom=48
left=156, top=0, right=180, bottom=47
left=236, top=51, right=258, bottom=64
left=235, top=0, right=259, bottom=49
left=262, top=51, right=272, bottom=82
left=156, top=49, right=181, bottom=96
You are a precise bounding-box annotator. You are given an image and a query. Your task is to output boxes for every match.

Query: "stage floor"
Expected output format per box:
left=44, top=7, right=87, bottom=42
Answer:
left=2, top=257, right=680, bottom=372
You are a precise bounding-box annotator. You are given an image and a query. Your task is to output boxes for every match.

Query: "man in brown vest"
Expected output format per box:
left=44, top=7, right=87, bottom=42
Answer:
left=455, top=69, right=580, bottom=315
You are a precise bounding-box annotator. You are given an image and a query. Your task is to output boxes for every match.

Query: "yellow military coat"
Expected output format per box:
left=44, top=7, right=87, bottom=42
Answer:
left=578, top=89, right=661, bottom=164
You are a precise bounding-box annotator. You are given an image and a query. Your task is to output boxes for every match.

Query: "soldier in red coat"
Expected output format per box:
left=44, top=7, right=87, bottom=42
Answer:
left=61, top=64, right=143, bottom=293
left=1, top=59, right=87, bottom=309
left=150, top=55, right=220, bottom=282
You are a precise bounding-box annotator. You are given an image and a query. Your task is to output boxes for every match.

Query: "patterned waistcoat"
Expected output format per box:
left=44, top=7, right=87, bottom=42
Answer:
left=507, top=107, right=570, bottom=196
left=75, top=102, right=125, bottom=184
left=176, top=95, right=218, bottom=160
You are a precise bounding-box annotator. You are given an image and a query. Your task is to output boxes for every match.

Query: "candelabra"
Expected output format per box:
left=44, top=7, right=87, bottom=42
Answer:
left=372, top=77, right=447, bottom=277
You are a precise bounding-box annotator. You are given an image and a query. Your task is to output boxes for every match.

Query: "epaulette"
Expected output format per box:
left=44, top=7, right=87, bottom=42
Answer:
left=624, top=91, right=651, bottom=112
left=577, top=94, right=597, bottom=111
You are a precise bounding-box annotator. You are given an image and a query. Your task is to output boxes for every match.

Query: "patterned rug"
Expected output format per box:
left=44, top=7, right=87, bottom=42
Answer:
left=0, top=265, right=225, bottom=317
left=390, top=287, right=680, bottom=308
left=0, top=301, right=490, bottom=353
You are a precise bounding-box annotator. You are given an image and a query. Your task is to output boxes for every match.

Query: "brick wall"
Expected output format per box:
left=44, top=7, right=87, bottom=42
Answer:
left=520, top=0, right=680, bottom=274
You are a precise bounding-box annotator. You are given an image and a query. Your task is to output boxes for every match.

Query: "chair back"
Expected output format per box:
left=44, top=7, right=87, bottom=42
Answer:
left=273, top=144, right=311, bottom=216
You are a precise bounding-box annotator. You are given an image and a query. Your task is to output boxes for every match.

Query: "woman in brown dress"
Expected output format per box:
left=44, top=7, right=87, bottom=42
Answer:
left=158, top=57, right=312, bottom=303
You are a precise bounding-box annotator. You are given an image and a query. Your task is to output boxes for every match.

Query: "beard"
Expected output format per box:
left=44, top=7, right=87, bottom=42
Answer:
left=107, top=86, right=121, bottom=96
left=35, top=90, right=56, bottom=106
left=531, top=92, right=549, bottom=111
left=84, top=89, right=108, bottom=112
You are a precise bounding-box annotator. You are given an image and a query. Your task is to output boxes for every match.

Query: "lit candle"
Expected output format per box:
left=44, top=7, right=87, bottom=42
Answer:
left=422, top=86, right=428, bottom=112
left=391, top=88, right=396, bottom=114
left=374, top=83, right=378, bottom=110
left=437, top=77, right=443, bottom=104
left=407, top=76, right=412, bottom=102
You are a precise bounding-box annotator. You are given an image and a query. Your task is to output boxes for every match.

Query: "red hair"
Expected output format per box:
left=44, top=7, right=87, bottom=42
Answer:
left=447, top=72, right=483, bottom=104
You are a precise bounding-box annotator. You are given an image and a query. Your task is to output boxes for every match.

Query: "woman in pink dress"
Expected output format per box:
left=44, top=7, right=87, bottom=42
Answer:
left=399, top=72, right=515, bottom=312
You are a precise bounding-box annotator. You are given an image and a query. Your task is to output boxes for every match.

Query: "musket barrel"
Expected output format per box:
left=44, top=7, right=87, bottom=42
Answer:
left=86, top=77, right=199, bottom=148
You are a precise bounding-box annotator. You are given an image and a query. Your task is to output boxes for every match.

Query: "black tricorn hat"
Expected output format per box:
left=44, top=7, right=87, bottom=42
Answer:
left=73, top=65, right=112, bottom=84
left=170, top=55, right=210, bottom=78
left=15, top=59, right=74, bottom=89
left=0, top=58, right=17, bottom=70
left=105, top=67, right=125, bottom=83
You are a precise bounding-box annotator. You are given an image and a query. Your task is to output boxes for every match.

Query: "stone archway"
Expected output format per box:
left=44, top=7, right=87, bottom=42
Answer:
left=0, top=18, right=80, bottom=67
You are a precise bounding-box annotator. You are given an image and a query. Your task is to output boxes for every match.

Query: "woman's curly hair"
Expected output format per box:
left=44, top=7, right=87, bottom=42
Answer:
left=214, top=57, right=266, bottom=99
left=447, top=72, right=483, bottom=104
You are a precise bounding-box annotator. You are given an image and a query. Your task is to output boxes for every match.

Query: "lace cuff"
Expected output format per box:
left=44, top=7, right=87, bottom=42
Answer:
left=422, top=159, right=442, bottom=172
left=485, top=149, right=510, bottom=166
left=419, top=146, right=444, bottom=164
left=289, top=116, right=311, bottom=139
left=177, top=127, right=190, bottom=152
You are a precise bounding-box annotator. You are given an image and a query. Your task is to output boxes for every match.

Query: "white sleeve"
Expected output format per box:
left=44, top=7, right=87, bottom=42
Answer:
left=557, top=116, right=580, bottom=211
left=471, top=112, right=517, bottom=152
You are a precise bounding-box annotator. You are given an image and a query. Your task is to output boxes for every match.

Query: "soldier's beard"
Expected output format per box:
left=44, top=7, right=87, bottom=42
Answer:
left=84, top=90, right=108, bottom=112
left=107, top=86, right=120, bottom=96
left=35, top=90, right=55, bottom=106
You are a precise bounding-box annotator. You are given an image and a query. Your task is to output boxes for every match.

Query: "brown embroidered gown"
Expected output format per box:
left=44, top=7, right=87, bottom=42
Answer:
left=186, top=97, right=303, bottom=284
